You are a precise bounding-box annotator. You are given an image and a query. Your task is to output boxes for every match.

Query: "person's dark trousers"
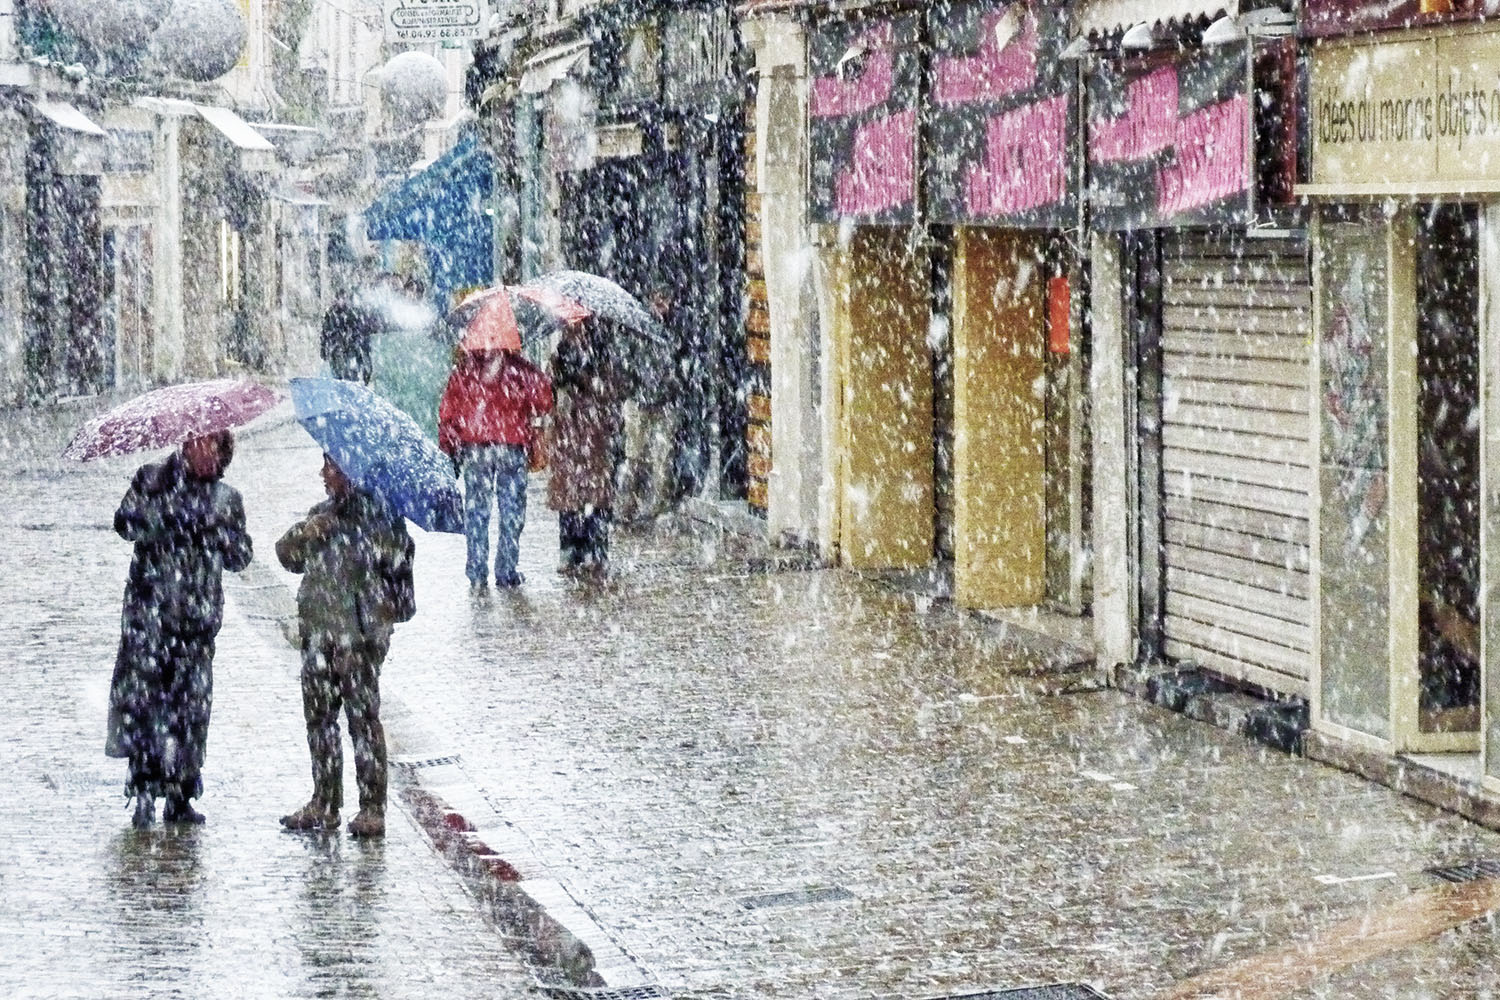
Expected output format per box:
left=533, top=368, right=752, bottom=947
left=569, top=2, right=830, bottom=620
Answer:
left=559, top=511, right=587, bottom=569
left=299, top=630, right=390, bottom=815
left=461, top=443, right=527, bottom=585
left=121, top=628, right=214, bottom=804
left=559, top=509, right=611, bottom=571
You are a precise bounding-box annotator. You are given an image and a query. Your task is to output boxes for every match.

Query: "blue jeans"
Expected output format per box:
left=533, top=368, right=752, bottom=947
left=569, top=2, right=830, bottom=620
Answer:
left=461, top=444, right=528, bottom=585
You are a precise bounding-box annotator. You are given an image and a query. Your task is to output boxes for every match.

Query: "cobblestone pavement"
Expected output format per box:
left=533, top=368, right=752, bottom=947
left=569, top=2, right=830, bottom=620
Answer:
left=9, top=404, right=1500, bottom=999
left=0, top=413, right=537, bottom=999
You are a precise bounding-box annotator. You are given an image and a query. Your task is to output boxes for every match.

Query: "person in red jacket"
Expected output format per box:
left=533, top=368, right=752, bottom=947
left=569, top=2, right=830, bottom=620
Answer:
left=438, top=348, right=553, bottom=588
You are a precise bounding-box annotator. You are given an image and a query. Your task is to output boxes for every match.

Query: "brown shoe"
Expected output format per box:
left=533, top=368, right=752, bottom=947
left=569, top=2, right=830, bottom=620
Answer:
left=347, top=809, right=385, bottom=838
left=280, top=801, right=338, bottom=831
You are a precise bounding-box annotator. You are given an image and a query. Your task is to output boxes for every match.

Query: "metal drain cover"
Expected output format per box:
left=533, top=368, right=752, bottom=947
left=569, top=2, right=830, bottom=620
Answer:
left=736, top=885, right=854, bottom=910
left=923, top=987, right=1109, bottom=1000
left=1426, top=858, right=1500, bottom=883
left=539, top=986, right=670, bottom=999
left=391, top=754, right=462, bottom=769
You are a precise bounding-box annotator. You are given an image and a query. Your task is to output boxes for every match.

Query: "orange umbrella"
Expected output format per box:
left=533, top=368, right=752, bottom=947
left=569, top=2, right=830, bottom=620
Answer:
left=454, top=287, right=522, bottom=352
left=448, top=285, right=592, bottom=351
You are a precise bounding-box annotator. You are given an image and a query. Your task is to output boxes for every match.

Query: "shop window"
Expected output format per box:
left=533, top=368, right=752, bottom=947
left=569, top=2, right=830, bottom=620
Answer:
left=1415, top=203, right=1481, bottom=734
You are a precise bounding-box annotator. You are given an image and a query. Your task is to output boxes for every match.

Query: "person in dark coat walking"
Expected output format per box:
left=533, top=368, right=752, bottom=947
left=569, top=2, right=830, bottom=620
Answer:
left=320, top=293, right=381, bottom=384
left=547, top=318, right=626, bottom=579
left=106, top=431, right=253, bottom=829
left=277, top=454, right=415, bottom=838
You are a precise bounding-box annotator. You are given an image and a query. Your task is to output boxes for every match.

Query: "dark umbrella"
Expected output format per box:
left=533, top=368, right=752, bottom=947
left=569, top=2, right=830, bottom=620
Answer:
left=289, top=377, right=463, bottom=533
left=62, top=378, right=281, bottom=461
left=517, top=270, right=666, bottom=340
left=515, top=270, right=675, bottom=402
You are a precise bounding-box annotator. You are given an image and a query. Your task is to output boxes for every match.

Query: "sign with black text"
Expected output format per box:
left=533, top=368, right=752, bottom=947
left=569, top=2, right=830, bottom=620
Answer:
left=383, top=0, right=489, bottom=43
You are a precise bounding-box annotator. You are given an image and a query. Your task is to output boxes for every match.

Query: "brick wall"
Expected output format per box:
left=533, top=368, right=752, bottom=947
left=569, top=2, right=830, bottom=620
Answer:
left=744, top=102, right=772, bottom=516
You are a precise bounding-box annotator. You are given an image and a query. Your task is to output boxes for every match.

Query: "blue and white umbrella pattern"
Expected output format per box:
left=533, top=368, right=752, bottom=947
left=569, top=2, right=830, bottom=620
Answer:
left=289, top=377, right=463, bottom=534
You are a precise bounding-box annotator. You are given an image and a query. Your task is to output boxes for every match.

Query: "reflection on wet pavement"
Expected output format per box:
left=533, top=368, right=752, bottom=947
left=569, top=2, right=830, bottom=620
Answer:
left=0, top=434, right=536, bottom=999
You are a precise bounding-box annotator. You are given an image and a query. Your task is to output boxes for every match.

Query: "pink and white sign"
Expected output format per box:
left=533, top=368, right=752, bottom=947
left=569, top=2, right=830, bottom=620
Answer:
left=1087, top=44, right=1254, bottom=230
left=808, top=14, right=920, bottom=224
left=925, top=0, right=1075, bottom=228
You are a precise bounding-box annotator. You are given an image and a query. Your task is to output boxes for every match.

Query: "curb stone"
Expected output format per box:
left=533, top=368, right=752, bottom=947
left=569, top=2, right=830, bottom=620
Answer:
left=232, top=556, right=663, bottom=993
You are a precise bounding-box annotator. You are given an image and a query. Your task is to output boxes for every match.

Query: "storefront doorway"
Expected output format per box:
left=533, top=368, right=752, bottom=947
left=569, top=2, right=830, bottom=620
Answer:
left=832, top=228, right=935, bottom=569
left=1414, top=203, right=1481, bottom=737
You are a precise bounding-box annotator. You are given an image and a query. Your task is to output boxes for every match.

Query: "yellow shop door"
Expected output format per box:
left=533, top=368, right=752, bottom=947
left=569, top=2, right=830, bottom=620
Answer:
left=836, top=229, right=935, bottom=569
left=952, top=228, right=1046, bottom=607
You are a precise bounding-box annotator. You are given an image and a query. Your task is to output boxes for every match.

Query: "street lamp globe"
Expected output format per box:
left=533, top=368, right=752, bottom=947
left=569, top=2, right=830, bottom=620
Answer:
left=381, top=51, right=447, bottom=124
left=43, top=0, right=172, bottom=51
left=149, top=0, right=248, bottom=82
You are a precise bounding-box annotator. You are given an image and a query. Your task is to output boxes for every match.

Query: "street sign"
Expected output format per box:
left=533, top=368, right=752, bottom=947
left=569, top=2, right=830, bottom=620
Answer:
left=382, top=0, right=490, bottom=43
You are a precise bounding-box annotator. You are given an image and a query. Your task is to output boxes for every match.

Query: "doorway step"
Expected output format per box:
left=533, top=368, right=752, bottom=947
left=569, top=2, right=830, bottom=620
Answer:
left=1304, top=735, right=1500, bottom=832
left=1114, top=664, right=1309, bottom=756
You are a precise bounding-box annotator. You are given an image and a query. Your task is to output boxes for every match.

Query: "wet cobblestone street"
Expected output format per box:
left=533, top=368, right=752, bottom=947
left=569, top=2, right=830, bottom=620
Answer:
left=0, top=415, right=535, bottom=999
left=8, top=405, right=1500, bottom=999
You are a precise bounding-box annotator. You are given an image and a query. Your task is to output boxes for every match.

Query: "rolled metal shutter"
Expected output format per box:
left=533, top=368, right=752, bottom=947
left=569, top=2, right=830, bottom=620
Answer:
left=1160, top=231, right=1312, bottom=697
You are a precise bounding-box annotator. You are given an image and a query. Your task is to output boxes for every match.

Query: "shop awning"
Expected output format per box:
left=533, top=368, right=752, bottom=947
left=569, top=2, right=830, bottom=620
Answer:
left=32, top=99, right=106, bottom=174
left=364, top=133, right=494, bottom=307
left=194, top=104, right=277, bottom=172
left=35, top=99, right=107, bottom=136
left=1072, top=0, right=1236, bottom=35
left=133, top=97, right=278, bottom=171
left=518, top=39, right=590, bottom=94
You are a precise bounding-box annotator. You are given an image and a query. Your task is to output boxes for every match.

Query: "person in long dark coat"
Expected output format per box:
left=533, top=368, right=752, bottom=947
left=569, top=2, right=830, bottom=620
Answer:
left=547, top=318, right=626, bottom=579
left=106, top=431, right=253, bottom=829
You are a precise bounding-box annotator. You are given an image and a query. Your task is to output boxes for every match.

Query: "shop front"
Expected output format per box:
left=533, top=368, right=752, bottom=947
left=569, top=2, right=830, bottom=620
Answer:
left=102, top=104, right=159, bottom=391
left=928, top=0, right=1083, bottom=611
left=23, top=94, right=107, bottom=401
left=808, top=7, right=934, bottom=571
left=1299, top=11, right=1500, bottom=786
left=1083, top=11, right=1314, bottom=698
left=135, top=96, right=278, bottom=379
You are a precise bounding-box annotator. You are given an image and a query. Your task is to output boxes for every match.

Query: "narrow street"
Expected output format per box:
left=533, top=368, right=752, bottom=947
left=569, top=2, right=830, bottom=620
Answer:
left=5, top=405, right=1500, bottom=999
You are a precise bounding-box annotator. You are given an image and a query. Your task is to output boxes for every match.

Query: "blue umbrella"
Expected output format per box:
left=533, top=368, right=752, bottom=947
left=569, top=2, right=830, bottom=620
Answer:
left=289, top=377, right=463, bottom=533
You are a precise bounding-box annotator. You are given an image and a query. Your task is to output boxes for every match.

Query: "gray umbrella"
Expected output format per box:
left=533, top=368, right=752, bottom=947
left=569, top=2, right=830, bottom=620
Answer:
left=517, top=270, right=675, bottom=404
left=520, top=270, right=667, bottom=340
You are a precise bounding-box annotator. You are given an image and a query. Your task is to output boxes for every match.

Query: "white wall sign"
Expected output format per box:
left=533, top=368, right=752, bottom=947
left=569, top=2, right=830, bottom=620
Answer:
left=383, top=0, right=489, bottom=43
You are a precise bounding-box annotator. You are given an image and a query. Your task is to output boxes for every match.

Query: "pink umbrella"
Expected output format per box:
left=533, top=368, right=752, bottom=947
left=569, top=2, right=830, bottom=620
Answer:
left=62, top=379, right=283, bottom=461
left=446, top=284, right=593, bottom=351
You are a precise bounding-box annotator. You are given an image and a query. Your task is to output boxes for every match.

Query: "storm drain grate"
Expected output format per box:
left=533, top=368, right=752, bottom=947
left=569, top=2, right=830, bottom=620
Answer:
left=393, top=755, right=462, bottom=770
left=922, top=986, right=1109, bottom=1000
left=1426, top=858, right=1500, bottom=883
left=538, top=986, right=670, bottom=999
left=736, top=885, right=854, bottom=910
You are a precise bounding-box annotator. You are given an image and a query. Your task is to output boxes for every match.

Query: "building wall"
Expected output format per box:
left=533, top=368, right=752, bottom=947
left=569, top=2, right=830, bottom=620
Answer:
left=0, top=106, right=25, bottom=405
left=1091, top=231, right=1133, bottom=667
left=747, top=15, right=822, bottom=548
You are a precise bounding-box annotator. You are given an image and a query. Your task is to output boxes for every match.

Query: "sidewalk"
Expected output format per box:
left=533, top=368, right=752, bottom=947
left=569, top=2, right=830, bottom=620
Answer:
left=0, top=409, right=537, bottom=1000
left=12, top=402, right=1500, bottom=999
left=228, top=416, right=1500, bottom=999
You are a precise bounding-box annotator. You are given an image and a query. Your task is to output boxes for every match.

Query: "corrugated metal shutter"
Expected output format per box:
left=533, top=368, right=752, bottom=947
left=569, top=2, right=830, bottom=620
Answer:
left=1160, top=231, right=1312, bottom=697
